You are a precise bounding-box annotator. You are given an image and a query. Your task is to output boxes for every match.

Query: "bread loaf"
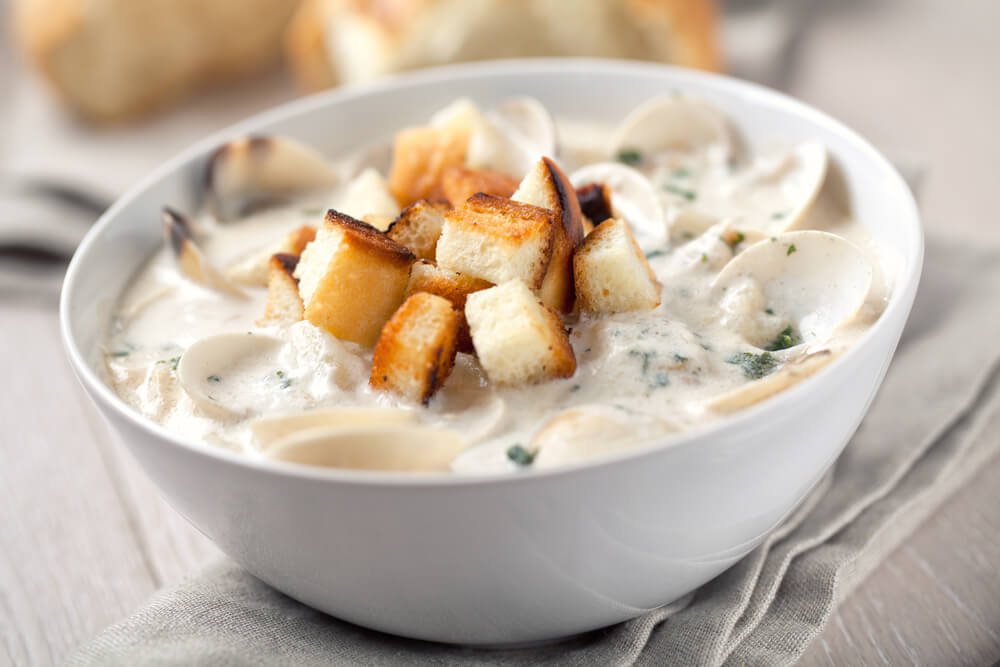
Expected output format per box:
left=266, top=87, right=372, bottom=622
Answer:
left=285, top=0, right=721, bottom=92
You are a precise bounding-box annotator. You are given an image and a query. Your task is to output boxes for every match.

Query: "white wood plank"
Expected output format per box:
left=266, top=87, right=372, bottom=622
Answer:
left=0, top=302, right=159, bottom=666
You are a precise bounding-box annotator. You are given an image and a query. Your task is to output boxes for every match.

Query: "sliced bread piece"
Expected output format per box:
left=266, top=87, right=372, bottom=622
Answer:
left=295, top=210, right=415, bottom=345
left=465, top=279, right=576, bottom=386
left=370, top=292, right=460, bottom=405
left=405, top=260, right=492, bottom=353
left=436, top=193, right=554, bottom=289
left=257, top=253, right=304, bottom=326
left=387, top=125, right=470, bottom=207
left=512, top=157, right=585, bottom=312
left=386, top=199, right=450, bottom=261
left=573, top=218, right=661, bottom=314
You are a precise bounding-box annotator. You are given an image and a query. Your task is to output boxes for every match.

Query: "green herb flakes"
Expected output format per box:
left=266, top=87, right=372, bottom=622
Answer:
left=207, top=375, right=221, bottom=383
left=507, top=445, right=537, bottom=466
left=787, top=244, right=797, bottom=256
left=645, top=248, right=667, bottom=259
left=727, top=351, right=779, bottom=380
left=673, top=353, right=688, bottom=363
left=663, top=184, right=697, bottom=201
left=701, top=253, right=708, bottom=263
left=764, top=326, right=800, bottom=352
left=765, top=308, right=775, bottom=315
left=671, top=167, right=691, bottom=179
left=616, top=149, right=642, bottom=166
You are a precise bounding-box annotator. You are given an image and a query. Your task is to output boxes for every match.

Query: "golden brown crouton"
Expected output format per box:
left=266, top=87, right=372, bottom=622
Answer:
left=387, top=125, right=470, bottom=207
left=435, top=193, right=555, bottom=289
left=370, top=292, right=461, bottom=405
left=440, top=165, right=519, bottom=207
left=258, top=253, right=304, bottom=326
left=512, top=157, right=585, bottom=313
left=573, top=218, right=661, bottom=314
left=405, top=260, right=493, bottom=353
left=386, top=199, right=450, bottom=261
left=295, top=210, right=415, bottom=346
left=465, top=279, right=576, bottom=386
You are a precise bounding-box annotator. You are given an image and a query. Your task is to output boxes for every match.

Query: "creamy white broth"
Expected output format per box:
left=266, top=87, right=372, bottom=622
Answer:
left=104, top=98, right=893, bottom=473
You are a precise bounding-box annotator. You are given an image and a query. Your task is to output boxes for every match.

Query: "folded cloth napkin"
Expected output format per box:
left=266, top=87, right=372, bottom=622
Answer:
left=68, top=234, right=1000, bottom=666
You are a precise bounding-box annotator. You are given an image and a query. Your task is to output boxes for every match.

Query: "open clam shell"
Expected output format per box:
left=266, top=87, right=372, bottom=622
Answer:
left=495, top=96, right=557, bottom=158
left=707, top=349, right=838, bottom=414
left=569, top=163, right=666, bottom=251
left=712, top=231, right=873, bottom=347
left=263, top=425, right=467, bottom=471
left=611, top=95, right=733, bottom=161
left=531, top=406, right=677, bottom=469
left=251, top=407, right=416, bottom=449
left=466, top=114, right=540, bottom=180
left=163, top=208, right=245, bottom=297
left=738, top=142, right=828, bottom=235
left=206, top=136, right=339, bottom=221
left=176, top=332, right=284, bottom=419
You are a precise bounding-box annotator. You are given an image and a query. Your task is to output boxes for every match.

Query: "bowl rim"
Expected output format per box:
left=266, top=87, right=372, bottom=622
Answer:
left=59, top=57, right=924, bottom=488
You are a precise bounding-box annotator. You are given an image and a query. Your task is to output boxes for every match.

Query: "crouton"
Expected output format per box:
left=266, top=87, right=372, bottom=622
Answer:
left=465, top=279, right=576, bottom=386
left=405, top=260, right=492, bottom=353
left=257, top=253, right=304, bottom=326
left=573, top=218, right=661, bottom=314
left=512, top=157, right=585, bottom=312
left=370, top=292, right=460, bottom=405
left=295, top=210, right=415, bottom=346
left=387, top=125, right=470, bottom=207
left=576, top=183, right=614, bottom=227
left=440, top=165, right=519, bottom=206
left=227, top=224, right=317, bottom=287
left=436, top=193, right=555, bottom=289
left=386, top=199, right=450, bottom=261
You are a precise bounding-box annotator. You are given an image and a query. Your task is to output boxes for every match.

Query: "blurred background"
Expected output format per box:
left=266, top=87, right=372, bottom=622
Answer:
left=1, top=0, right=997, bottom=297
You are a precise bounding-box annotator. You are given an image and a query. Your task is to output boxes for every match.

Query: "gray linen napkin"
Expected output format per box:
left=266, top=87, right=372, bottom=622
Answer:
left=68, top=234, right=1000, bottom=666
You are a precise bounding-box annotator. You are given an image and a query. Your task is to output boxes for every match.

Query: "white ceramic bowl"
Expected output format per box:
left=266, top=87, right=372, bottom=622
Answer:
left=60, top=60, right=922, bottom=645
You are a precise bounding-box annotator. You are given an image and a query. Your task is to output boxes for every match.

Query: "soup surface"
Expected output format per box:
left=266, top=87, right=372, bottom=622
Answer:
left=103, top=96, right=893, bottom=473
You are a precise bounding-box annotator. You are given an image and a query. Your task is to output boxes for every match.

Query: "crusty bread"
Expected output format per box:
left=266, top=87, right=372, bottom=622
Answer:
left=512, top=157, right=585, bottom=312
left=258, top=253, right=305, bottom=326
left=370, top=292, right=460, bottom=404
left=441, top=166, right=519, bottom=207
left=436, top=193, right=555, bottom=289
left=465, top=279, right=576, bottom=386
left=573, top=218, right=661, bottom=314
left=227, top=224, right=316, bottom=287
left=285, top=0, right=720, bottom=93
left=14, top=0, right=300, bottom=122
left=386, top=199, right=450, bottom=261
left=295, top=210, right=415, bottom=346
left=387, top=125, right=471, bottom=207
left=405, top=260, right=492, bottom=353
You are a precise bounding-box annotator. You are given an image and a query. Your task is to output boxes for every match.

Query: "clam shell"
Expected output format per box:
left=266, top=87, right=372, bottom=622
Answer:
left=466, top=114, right=540, bottom=179
left=163, top=208, right=245, bottom=297
left=611, top=95, right=733, bottom=160
left=495, top=96, right=557, bottom=157
left=712, top=230, right=873, bottom=347
left=737, top=141, right=828, bottom=235
left=531, top=406, right=677, bottom=469
left=569, top=163, right=666, bottom=251
left=176, top=332, right=283, bottom=419
left=263, top=425, right=467, bottom=471
left=251, top=407, right=416, bottom=449
left=206, top=136, right=338, bottom=221
left=707, top=349, right=838, bottom=414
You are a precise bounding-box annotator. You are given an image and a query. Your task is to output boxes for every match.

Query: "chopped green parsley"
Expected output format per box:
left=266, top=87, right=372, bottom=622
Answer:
left=616, top=149, right=642, bottom=166
left=787, top=244, right=797, bottom=256
left=207, top=375, right=221, bottom=383
left=764, top=325, right=800, bottom=352
left=663, top=184, right=697, bottom=201
left=507, top=444, right=537, bottom=466
left=671, top=167, right=691, bottom=179
left=645, top=248, right=667, bottom=259
left=727, top=351, right=780, bottom=380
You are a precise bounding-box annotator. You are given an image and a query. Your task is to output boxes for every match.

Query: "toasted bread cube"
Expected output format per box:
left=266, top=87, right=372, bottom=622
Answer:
left=512, top=157, right=585, bottom=312
left=406, top=260, right=492, bottom=353
left=436, top=193, right=555, bottom=289
left=258, top=253, right=304, bottom=326
left=295, top=210, right=415, bottom=346
left=227, top=224, right=317, bottom=287
left=386, top=199, right=450, bottom=261
left=441, top=165, right=519, bottom=206
left=388, top=126, right=470, bottom=207
left=370, top=292, right=461, bottom=405
left=573, top=218, right=661, bottom=314
left=465, top=279, right=576, bottom=386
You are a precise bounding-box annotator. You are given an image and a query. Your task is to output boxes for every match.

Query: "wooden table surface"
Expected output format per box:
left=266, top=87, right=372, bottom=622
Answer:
left=3, top=1, right=999, bottom=665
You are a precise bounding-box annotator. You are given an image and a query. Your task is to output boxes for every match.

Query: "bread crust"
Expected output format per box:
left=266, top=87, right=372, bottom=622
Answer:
left=440, top=166, right=519, bottom=207
left=573, top=218, right=661, bottom=313
left=370, top=291, right=461, bottom=404
left=386, top=199, right=451, bottom=261
left=258, top=253, right=305, bottom=326
left=405, top=260, right=492, bottom=353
